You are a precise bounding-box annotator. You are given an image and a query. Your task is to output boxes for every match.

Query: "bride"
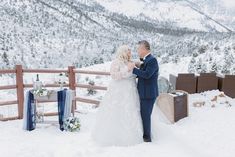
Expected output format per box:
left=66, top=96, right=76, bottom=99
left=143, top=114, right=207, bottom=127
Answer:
left=92, top=45, right=143, bottom=146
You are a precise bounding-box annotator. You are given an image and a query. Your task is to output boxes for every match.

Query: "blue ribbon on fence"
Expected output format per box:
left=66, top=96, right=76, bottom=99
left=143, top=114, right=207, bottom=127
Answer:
left=57, top=89, right=67, bottom=131
left=26, top=91, right=36, bottom=131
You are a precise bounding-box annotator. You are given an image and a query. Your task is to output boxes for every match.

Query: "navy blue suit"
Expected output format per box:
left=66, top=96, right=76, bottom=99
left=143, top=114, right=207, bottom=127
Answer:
left=133, top=54, right=159, bottom=140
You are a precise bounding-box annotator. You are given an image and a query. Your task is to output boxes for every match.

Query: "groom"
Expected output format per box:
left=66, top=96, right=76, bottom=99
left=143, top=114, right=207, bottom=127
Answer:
left=128, top=40, right=159, bottom=142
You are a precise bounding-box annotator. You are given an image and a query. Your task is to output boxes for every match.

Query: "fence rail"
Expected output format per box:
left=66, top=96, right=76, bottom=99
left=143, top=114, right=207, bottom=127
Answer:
left=0, top=85, right=17, bottom=90
left=0, top=65, right=110, bottom=121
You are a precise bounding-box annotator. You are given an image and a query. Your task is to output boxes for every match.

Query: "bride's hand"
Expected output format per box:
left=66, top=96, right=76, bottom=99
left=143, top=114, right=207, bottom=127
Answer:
left=128, top=62, right=135, bottom=72
left=135, top=61, right=141, bottom=68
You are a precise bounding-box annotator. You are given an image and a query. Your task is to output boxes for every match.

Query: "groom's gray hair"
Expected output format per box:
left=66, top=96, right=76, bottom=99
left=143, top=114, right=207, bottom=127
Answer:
left=138, top=40, right=150, bottom=51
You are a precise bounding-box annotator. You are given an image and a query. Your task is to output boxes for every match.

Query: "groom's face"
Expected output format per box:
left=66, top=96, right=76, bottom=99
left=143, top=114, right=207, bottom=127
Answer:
left=137, top=44, right=146, bottom=58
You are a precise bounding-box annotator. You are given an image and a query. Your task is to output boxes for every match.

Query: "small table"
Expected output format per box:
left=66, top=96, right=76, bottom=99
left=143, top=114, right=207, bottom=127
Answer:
left=32, top=89, right=76, bottom=124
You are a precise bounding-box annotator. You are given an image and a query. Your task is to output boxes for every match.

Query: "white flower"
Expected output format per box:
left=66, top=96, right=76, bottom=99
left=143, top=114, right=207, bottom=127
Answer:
left=43, top=90, right=48, bottom=96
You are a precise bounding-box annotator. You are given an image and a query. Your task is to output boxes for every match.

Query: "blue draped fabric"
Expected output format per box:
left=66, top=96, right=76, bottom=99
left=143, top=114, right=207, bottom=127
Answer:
left=26, top=91, right=36, bottom=131
left=57, top=89, right=67, bottom=131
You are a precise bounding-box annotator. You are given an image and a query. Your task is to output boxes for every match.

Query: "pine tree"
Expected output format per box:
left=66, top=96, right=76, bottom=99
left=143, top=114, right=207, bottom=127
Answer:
left=193, top=52, right=199, bottom=57
left=201, top=63, right=207, bottom=73
left=188, top=57, right=196, bottom=73
left=232, top=66, right=235, bottom=75
left=221, top=64, right=230, bottom=75
left=198, top=45, right=207, bottom=54
left=172, top=55, right=180, bottom=64
left=222, top=50, right=235, bottom=74
left=2, top=51, right=9, bottom=66
left=211, top=62, right=218, bottom=73
left=161, top=56, right=170, bottom=64
left=196, top=58, right=203, bottom=73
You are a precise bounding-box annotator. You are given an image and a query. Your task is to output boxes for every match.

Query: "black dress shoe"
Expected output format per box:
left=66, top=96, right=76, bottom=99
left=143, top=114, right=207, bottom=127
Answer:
left=143, top=138, right=152, bottom=142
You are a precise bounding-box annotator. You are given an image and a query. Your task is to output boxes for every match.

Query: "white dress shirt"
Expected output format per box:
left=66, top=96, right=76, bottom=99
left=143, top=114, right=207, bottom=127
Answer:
left=143, top=53, right=151, bottom=61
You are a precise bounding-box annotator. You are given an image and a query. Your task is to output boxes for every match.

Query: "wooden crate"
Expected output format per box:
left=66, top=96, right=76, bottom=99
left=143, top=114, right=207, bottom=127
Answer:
left=219, top=75, right=235, bottom=98
left=157, top=90, right=188, bottom=123
left=197, top=73, right=219, bottom=93
left=170, top=74, right=197, bottom=94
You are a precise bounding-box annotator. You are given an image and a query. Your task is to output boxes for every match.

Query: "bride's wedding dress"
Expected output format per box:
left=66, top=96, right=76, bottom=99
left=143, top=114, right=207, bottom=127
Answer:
left=92, top=59, right=143, bottom=146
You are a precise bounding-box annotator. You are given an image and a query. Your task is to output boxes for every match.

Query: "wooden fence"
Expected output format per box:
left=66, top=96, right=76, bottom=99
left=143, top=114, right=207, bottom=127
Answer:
left=0, top=65, right=110, bottom=121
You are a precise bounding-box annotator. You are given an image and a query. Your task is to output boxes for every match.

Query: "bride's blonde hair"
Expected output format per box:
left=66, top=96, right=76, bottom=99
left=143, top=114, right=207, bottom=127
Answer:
left=115, top=45, right=131, bottom=63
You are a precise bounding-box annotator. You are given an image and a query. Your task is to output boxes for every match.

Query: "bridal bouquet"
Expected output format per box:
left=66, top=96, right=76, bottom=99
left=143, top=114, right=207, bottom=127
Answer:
left=63, top=117, right=81, bottom=132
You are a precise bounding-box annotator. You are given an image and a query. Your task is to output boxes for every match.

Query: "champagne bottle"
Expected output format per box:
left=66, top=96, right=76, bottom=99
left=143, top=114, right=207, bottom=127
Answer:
left=36, top=74, right=39, bottom=81
left=34, top=74, right=42, bottom=90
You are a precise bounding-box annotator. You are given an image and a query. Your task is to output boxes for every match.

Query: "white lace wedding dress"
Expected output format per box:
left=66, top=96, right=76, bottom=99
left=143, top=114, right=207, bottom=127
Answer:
left=92, top=59, right=143, bottom=146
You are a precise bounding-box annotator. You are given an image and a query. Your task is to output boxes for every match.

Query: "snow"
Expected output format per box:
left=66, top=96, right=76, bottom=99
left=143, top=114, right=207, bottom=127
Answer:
left=0, top=90, right=235, bottom=157
left=221, top=0, right=235, bottom=8
left=95, top=0, right=146, bottom=17
left=159, top=57, right=191, bottom=78
left=95, top=0, right=228, bottom=32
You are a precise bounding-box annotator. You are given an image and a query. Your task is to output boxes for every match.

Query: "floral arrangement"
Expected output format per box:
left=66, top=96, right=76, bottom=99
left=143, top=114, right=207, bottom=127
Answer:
left=55, top=72, right=68, bottom=89
left=87, top=80, right=97, bottom=95
left=32, top=88, right=49, bottom=97
left=63, top=117, right=81, bottom=132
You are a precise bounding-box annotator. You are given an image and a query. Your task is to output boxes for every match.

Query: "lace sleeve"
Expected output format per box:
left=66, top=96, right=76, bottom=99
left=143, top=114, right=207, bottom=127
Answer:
left=110, top=60, right=131, bottom=80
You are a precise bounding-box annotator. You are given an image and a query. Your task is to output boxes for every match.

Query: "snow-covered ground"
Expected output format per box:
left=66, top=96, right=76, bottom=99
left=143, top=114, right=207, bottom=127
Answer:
left=0, top=90, right=235, bottom=157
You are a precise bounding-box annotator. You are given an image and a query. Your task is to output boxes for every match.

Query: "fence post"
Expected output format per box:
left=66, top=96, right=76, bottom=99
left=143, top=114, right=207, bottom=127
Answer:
left=16, top=65, right=24, bottom=119
left=68, top=66, right=76, bottom=112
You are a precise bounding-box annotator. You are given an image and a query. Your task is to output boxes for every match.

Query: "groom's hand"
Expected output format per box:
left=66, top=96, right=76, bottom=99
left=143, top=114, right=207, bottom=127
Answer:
left=128, top=62, right=135, bottom=72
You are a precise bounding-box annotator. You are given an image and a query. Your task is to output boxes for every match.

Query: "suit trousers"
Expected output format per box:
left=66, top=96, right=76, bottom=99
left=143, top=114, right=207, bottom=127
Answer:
left=140, top=98, right=156, bottom=139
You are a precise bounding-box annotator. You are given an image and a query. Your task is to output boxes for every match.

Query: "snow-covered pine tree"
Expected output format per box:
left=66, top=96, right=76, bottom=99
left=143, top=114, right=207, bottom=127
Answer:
left=188, top=57, right=196, bottom=73
left=221, top=64, right=230, bottom=75
left=172, top=55, right=180, bottom=64
left=193, top=52, right=199, bottom=57
left=201, top=63, right=207, bottom=73
left=232, top=66, right=235, bottom=75
left=222, top=50, right=235, bottom=74
left=196, top=58, right=203, bottom=73
left=198, top=45, right=207, bottom=54
left=210, top=61, right=218, bottom=73
left=2, top=51, right=9, bottom=67
left=161, top=55, right=170, bottom=64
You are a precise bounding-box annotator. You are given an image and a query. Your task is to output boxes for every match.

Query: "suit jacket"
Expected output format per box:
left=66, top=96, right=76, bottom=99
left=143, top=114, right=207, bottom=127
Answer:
left=133, top=54, right=159, bottom=99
